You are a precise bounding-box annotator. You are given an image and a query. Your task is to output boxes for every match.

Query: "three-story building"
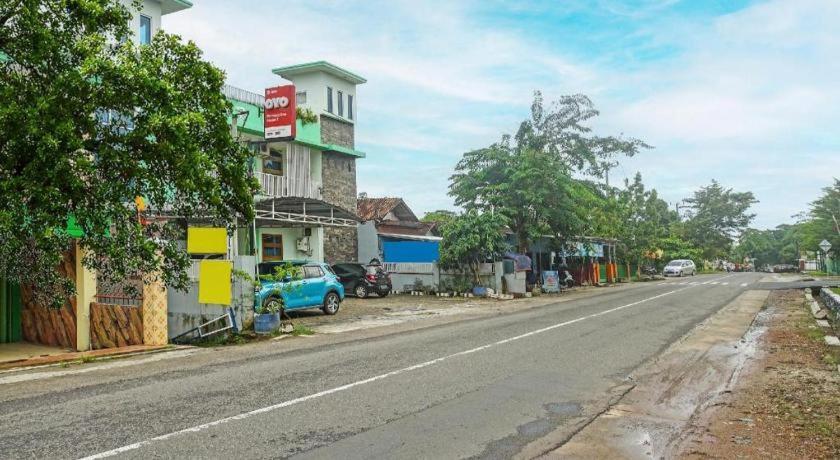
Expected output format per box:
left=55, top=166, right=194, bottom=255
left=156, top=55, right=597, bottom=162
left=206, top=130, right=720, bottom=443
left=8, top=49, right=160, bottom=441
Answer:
left=224, top=61, right=366, bottom=265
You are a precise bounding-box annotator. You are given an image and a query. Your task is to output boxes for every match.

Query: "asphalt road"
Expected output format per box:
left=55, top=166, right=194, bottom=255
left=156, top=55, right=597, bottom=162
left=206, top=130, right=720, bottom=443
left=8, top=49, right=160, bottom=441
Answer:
left=0, top=272, right=764, bottom=459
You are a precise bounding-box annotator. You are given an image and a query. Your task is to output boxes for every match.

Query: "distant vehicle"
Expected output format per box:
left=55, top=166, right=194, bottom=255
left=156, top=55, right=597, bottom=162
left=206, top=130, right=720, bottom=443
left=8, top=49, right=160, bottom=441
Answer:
left=332, top=262, right=392, bottom=298
left=663, top=259, right=696, bottom=277
left=771, top=264, right=797, bottom=273
left=255, top=262, right=344, bottom=315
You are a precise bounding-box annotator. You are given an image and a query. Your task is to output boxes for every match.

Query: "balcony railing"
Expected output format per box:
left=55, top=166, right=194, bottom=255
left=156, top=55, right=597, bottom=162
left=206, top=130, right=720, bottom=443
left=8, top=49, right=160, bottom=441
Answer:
left=256, top=172, right=322, bottom=200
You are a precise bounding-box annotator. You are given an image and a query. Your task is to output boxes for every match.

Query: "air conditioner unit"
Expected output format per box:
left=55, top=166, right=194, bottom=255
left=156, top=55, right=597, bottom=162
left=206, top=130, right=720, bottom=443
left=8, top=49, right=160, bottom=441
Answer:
left=296, top=236, right=311, bottom=255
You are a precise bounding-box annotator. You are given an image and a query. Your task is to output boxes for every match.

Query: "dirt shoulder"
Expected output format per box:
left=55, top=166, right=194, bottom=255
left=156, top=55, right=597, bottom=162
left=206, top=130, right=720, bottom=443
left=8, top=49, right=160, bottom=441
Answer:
left=680, top=289, right=840, bottom=459
left=545, top=289, right=771, bottom=459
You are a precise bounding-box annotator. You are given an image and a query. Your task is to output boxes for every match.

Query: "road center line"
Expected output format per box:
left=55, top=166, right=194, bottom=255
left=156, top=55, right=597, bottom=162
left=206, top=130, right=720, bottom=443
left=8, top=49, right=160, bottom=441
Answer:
left=80, top=275, right=734, bottom=460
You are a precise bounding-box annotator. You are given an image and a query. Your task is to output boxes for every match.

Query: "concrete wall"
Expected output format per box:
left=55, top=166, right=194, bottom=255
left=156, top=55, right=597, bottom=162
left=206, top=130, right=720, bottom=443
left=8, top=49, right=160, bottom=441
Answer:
left=290, top=71, right=358, bottom=124
left=120, top=0, right=162, bottom=41
left=256, top=226, right=324, bottom=262
left=357, top=221, right=379, bottom=263
left=387, top=262, right=503, bottom=293
left=167, top=256, right=256, bottom=340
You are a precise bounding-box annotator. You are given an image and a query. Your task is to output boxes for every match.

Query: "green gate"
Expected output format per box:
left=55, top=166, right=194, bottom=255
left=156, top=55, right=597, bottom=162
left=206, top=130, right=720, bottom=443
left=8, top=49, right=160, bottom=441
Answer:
left=0, top=278, right=23, bottom=343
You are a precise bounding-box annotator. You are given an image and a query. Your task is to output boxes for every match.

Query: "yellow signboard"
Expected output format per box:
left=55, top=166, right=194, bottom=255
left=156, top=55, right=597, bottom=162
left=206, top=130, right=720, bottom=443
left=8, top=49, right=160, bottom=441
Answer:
left=187, top=227, right=227, bottom=255
left=198, top=260, right=232, bottom=305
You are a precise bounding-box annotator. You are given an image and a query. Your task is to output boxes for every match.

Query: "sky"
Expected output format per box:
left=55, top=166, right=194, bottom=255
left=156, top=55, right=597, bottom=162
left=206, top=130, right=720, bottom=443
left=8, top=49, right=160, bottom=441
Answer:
left=164, top=0, right=840, bottom=229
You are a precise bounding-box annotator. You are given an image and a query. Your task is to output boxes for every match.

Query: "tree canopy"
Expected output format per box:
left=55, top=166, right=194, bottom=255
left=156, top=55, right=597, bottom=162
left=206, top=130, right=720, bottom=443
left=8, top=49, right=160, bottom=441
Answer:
left=683, top=181, right=757, bottom=261
left=449, top=91, right=649, bottom=252
left=0, top=0, right=255, bottom=303
left=438, top=210, right=509, bottom=285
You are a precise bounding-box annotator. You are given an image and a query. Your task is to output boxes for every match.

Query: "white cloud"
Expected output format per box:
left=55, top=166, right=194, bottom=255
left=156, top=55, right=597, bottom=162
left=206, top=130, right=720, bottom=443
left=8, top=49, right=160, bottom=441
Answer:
left=164, top=0, right=840, bottom=227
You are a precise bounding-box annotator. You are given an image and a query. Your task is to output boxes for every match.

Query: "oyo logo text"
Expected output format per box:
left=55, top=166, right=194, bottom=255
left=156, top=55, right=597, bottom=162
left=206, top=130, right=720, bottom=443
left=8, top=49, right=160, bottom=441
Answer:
left=264, top=96, right=290, bottom=109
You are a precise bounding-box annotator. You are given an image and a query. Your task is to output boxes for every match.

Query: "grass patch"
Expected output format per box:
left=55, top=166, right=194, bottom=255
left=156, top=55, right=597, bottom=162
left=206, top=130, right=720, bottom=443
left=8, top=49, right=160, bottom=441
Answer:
left=79, top=354, right=94, bottom=364
left=193, top=332, right=248, bottom=347
left=291, top=324, right=314, bottom=336
left=832, top=287, right=840, bottom=295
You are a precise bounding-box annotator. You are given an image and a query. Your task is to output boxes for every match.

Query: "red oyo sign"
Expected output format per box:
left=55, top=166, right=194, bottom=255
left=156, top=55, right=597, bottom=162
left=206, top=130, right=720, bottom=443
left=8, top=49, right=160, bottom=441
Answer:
left=264, top=85, right=296, bottom=140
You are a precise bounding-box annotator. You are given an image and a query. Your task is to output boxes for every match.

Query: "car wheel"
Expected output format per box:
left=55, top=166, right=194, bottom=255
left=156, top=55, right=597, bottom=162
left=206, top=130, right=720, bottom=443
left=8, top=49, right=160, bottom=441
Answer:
left=323, top=292, right=340, bottom=315
left=354, top=284, right=369, bottom=298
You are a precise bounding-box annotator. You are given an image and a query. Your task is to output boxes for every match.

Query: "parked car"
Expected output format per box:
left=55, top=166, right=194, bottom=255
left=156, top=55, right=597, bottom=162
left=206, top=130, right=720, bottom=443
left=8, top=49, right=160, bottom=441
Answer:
left=332, top=262, right=392, bottom=298
left=663, top=259, right=696, bottom=277
left=255, top=262, right=345, bottom=315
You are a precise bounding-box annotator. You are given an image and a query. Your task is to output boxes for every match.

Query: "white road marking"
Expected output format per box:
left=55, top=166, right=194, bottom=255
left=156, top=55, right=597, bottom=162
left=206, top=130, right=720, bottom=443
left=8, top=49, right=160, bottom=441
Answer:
left=80, top=275, right=737, bottom=460
left=722, top=282, right=729, bottom=286
left=740, top=283, right=749, bottom=287
left=690, top=282, right=699, bottom=285
left=711, top=281, right=719, bottom=285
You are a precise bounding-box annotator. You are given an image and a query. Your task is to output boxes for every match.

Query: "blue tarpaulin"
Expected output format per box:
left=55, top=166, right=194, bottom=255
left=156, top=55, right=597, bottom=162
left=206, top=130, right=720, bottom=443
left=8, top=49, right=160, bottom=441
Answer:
left=382, top=240, right=440, bottom=263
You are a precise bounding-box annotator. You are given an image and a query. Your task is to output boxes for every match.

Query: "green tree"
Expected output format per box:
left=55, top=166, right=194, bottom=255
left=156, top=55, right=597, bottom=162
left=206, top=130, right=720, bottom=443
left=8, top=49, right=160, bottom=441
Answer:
left=799, top=179, right=840, bottom=258
left=438, top=211, right=509, bottom=286
left=449, top=91, right=648, bottom=252
left=0, top=0, right=255, bottom=304
left=613, top=173, right=679, bottom=270
left=420, top=210, right=457, bottom=228
left=683, top=181, right=757, bottom=261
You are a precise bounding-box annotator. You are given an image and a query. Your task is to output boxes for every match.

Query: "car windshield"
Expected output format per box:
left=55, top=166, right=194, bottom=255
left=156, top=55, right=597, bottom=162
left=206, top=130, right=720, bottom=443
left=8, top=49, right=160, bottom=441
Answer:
left=667, top=261, right=683, bottom=266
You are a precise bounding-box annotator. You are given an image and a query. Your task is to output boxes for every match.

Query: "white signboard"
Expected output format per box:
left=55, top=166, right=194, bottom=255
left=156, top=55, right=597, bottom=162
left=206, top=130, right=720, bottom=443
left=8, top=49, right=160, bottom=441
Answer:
left=820, top=239, right=832, bottom=252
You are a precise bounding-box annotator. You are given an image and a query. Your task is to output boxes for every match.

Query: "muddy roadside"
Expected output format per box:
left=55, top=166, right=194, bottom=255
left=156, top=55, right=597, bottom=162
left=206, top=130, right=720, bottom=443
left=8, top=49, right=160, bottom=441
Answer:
left=542, top=289, right=772, bottom=459
left=679, top=289, right=840, bottom=459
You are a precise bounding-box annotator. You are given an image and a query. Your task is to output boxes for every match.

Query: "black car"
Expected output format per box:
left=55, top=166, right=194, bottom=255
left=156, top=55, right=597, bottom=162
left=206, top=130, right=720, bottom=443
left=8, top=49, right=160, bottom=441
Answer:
left=331, top=263, right=391, bottom=298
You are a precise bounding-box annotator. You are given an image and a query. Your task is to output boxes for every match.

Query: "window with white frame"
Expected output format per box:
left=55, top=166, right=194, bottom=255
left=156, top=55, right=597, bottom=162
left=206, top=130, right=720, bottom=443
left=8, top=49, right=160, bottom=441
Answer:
left=296, top=91, right=307, bottom=105
left=337, top=90, right=344, bottom=117
left=348, top=94, right=354, bottom=120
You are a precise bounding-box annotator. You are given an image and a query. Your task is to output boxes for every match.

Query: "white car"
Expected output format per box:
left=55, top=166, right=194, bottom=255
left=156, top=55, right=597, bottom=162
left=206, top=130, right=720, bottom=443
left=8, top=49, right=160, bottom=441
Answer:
left=663, top=259, right=696, bottom=277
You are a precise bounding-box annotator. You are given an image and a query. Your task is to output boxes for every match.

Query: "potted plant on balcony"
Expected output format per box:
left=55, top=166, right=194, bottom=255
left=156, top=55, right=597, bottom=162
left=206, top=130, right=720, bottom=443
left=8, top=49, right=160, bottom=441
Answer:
left=254, top=262, right=303, bottom=335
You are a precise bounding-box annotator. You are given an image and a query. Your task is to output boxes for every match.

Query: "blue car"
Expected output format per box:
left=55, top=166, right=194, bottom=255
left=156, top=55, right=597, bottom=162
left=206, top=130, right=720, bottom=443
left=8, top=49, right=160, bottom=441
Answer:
left=255, top=262, right=345, bottom=315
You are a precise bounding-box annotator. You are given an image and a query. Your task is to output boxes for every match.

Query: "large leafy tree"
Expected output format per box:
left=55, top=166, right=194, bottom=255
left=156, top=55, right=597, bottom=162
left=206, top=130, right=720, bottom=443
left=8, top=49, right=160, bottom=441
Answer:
left=449, top=91, right=648, bottom=252
left=0, top=0, right=255, bottom=304
left=613, top=173, right=678, bottom=269
left=683, top=181, right=757, bottom=261
left=438, top=210, right=509, bottom=285
left=799, top=179, right=840, bottom=257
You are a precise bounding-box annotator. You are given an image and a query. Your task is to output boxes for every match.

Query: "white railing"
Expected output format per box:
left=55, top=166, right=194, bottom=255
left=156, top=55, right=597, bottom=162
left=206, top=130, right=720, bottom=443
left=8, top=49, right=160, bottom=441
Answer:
left=256, top=172, right=322, bottom=200
left=222, top=84, right=264, bottom=106
left=384, top=262, right=436, bottom=274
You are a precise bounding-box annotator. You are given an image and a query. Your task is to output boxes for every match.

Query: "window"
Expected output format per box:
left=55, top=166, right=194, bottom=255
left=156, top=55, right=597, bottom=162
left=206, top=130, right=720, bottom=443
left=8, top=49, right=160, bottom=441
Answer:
left=348, top=94, right=354, bottom=120
left=139, top=15, right=151, bottom=45
left=262, top=148, right=284, bottom=175
left=337, top=90, right=344, bottom=117
left=326, top=87, right=333, bottom=113
left=261, top=234, right=283, bottom=261
left=304, top=266, right=324, bottom=279
left=296, top=91, right=307, bottom=105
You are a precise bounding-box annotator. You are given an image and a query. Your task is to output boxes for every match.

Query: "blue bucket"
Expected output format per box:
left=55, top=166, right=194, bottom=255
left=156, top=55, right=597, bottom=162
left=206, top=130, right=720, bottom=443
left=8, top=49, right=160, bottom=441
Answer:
left=254, top=312, right=281, bottom=334
left=472, top=286, right=488, bottom=296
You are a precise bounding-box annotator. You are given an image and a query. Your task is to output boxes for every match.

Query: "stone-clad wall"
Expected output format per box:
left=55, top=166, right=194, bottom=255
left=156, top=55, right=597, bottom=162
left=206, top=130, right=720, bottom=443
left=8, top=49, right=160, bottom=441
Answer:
left=324, top=227, right=357, bottom=263
left=321, top=152, right=357, bottom=212
left=320, top=115, right=359, bottom=263
left=322, top=150, right=358, bottom=263
left=320, top=116, right=354, bottom=149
